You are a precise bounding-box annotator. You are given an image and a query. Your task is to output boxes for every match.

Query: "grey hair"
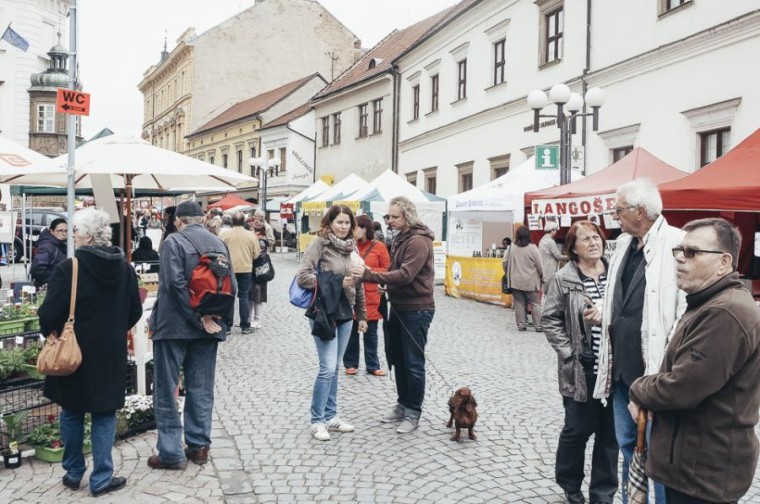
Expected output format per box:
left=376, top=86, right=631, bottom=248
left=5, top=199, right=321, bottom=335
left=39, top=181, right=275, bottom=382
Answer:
left=616, top=178, right=662, bottom=221
left=389, top=196, right=421, bottom=227
left=544, top=221, right=559, bottom=232
left=231, top=212, right=246, bottom=226
left=178, top=216, right=204, bottom=226
left=73, top=208, right=112, bottom=247
left=205, top=216, right=222, bottom=235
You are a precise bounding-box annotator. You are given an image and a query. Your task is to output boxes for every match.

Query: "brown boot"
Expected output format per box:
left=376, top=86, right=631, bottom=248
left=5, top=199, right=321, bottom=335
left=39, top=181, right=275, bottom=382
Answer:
left=184, top=446, right=209, bottom=465
left=147, top=455, right=186, bottom=470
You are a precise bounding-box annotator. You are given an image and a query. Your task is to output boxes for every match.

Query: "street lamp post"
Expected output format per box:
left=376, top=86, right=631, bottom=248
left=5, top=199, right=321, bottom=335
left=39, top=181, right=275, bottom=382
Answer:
left=528, top=84, right=605, bottom=184
left=248, top=156, right=281, bottom=211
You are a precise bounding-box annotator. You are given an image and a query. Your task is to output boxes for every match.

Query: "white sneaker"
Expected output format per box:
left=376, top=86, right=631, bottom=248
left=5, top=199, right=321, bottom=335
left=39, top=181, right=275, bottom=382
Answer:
left=252, top=319, right=262, bottom=329
left=326, top=417, right=354, bottom=433
left=310, top=423, right=330, bottom=441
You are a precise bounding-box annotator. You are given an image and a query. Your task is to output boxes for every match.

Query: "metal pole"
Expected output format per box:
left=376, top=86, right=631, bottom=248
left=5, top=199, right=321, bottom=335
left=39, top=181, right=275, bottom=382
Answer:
left=65, top=0, right=77, bottom=258
left=21, top=192, right=27, bottom=276
left=559, top=113, right=568, bottom=185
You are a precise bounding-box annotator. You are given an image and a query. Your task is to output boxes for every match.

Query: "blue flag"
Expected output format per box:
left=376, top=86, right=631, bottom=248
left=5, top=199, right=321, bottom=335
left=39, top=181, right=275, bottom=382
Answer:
left=1, top=25, right=30, bottom=52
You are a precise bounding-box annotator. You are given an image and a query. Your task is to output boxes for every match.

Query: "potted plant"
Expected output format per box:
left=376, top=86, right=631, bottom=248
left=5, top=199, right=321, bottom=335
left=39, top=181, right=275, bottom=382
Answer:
left=116, top=394, right=156, bottom=439
left=1, top=411, right=27, bottom=469
left=0, top=348, right=26, bottom=386
left=0, top=304, right=29, bottom=335
left=21, top=346, right=44, bottom=380
left=29, top=414, right=91, bottom=463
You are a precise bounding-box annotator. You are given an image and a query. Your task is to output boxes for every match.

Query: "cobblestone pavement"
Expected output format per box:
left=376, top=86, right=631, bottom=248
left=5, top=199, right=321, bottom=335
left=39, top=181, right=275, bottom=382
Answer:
left=1, top=256, right=759, bottom=503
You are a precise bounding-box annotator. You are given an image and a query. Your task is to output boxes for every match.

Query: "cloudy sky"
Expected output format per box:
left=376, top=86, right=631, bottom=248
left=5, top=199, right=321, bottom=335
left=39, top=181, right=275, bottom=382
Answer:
left=77, top=0, right=459, bottom=138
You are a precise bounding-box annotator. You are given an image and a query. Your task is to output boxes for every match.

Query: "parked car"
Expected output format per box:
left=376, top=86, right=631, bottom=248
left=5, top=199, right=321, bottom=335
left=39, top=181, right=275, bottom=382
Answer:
left=11, top=208, right=67, bottom=263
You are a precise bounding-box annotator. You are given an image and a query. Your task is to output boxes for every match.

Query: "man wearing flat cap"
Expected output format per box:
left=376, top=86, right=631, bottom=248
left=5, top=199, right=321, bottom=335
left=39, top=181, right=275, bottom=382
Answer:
left=148, top=200, right=236, bottom=470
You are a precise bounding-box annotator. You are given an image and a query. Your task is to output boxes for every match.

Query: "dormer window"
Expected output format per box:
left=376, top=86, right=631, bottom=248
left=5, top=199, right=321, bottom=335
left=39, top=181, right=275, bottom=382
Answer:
left=368, top=57, right=383, bottom=69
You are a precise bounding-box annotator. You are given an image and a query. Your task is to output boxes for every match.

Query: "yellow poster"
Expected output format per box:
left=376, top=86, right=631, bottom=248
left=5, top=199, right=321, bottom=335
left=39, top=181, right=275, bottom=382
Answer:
left=299, top=233, right=318, bottom=253
left=445, top=255, right=512, bottom=308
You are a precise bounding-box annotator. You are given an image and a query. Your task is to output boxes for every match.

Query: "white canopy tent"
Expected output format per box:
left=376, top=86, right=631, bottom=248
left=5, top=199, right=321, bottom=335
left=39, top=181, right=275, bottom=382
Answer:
left=342, top=169, right=447, bottom=239
left=306, top=173, right=368, bottom=203
left=286, top=179, right=330, bottom=204
left=446, top=156, right=583, bottom=255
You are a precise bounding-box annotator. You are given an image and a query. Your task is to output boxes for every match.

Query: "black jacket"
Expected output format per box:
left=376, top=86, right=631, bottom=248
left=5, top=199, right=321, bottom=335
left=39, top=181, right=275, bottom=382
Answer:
left=31, top=228, right=67, bottom=288
left=306, top=271, right=353, bottom=340
left=40, top=246, right=143, bottom=413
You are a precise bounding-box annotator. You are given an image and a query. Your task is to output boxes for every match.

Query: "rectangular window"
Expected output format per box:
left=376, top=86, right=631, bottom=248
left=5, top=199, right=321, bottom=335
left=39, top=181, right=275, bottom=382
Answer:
left=431, top=75, right=439, bottom=112
left=700, top=127, right=730, bottom=167
left=209, top=155, right=215, bottom=165
left=37, top=104, right=55, bottom=133
left=267, top=149, right=274, bottom=161
left=490, top=154, right=510, bottom=180
left=493, top=39, right=506, bottom=86
left=666, top=0, right=689, bottom=11
left=250, top=146, right=256, bottom=160
left=412, top=85, right=420, bottom=120
left=237, top=150, right=243, bottom=172
left=545, top=7, right=564, bottom=64
left=321, top=117, right=329, bottom=147
left=457, top=162, right=474, bottom=193
left=372, top=99, right=383, bottom=134
left=332, top=112, right=341, bottom=144
left=358, top=103, right=369, bottom=138
left=222, top=154, right=228, bottom=169
left=612, top=146, right=633, bottom=163
left=406, top=172, right=417, bottom=186
left=457, top=60, right=467, bottom=100
left=279, top=147, right=286, bottom=173
left=424, top=168, right=437, bottom=195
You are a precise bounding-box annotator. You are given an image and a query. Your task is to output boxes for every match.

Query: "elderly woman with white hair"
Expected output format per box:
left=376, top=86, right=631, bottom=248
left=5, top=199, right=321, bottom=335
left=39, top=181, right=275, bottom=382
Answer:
left=539, top=220, right=568, bottom=293
left=39, top=208, right=143, bottom=497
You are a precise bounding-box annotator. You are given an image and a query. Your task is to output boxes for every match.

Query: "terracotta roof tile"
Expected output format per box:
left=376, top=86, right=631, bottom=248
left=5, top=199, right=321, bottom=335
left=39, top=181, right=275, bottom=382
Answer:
left=191, top=73, right=322, bottom=136
left=261, top=103, right=313, bottom=130
left=314, top=0, right=480, bottom=100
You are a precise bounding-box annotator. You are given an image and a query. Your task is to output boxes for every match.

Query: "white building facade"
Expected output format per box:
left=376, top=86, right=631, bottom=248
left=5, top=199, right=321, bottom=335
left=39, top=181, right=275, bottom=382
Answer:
left=395, top=0, right=760, bottom=197
left=0, top=0, right=71, bottom=146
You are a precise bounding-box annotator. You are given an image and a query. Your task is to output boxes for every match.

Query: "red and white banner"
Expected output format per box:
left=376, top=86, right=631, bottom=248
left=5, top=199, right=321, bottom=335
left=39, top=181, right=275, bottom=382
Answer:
left=280, top=202, right=295, bottom=219
left=531, top=193, right=616, bottom=217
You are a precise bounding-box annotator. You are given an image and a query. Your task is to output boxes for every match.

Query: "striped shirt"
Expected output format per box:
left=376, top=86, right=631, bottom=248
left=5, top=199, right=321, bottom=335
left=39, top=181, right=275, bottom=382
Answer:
left=578, top=270, right=607, bottom=374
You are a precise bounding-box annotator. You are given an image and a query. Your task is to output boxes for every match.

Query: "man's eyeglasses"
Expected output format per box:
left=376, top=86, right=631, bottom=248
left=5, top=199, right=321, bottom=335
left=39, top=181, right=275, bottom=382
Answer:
left=672, top=247, right=726, bottom=259
left=612, top=205, right=636, bottom=216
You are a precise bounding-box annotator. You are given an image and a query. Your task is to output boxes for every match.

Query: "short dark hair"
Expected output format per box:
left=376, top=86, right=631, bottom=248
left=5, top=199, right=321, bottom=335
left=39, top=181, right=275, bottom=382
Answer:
left=682, top=218, right=741, bottom=270
left=564, top=220, right=606, bottom=262
left=49, top=218, right=66, bottom=231
left=231, top=212, right=246, bottom=226
left=502, top=237, right=512, bottom=247
left=515, top=226, right=531, bottom=247
left=319, top=204, right=357, bottom=238
left=355, top=214, right=375, bottom=240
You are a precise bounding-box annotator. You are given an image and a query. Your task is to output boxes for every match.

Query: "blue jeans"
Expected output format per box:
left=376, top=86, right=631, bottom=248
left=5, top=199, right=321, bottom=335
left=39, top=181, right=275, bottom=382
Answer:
left=613, top=381, right=666, bottom=504
left=343, top=320, right=381, bottom=371
left=387, top=309, right=434, bottom=420
left=310, top=319, right=352, bottom=424
left=235, top=272, right=252, bottom=328
left=60, top=408, right=117, bottom=493
left=153, top=338, right=218, bottom=464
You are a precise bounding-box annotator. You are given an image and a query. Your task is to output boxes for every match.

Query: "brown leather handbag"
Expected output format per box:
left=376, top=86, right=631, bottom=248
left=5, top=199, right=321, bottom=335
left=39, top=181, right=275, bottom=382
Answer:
left=36, top=257, right=82, bottom=376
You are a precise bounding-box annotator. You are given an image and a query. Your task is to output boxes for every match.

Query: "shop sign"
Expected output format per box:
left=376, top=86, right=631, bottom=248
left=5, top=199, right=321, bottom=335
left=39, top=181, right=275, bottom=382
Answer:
left=532, top=193, right=616, bottom=217
left=535, top=145, right=559, bottom=170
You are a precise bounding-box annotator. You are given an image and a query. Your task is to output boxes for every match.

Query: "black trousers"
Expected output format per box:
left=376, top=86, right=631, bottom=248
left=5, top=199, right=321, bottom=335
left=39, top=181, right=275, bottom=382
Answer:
left=556, top=374, right=619, bottom=502
left=665, top=487, right=737, bottom=504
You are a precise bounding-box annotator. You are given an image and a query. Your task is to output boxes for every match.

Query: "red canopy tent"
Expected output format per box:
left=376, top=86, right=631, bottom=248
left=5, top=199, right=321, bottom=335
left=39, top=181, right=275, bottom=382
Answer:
left=525, top=147, right=688, bottom=218
left=659, top=128, right=760, bottom=276
left=207, top=193, right=256, bottom=211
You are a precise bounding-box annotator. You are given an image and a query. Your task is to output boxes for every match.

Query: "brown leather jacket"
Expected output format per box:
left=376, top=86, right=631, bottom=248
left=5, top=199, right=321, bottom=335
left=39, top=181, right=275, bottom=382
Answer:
left=629, top=273, right=760, bottom=502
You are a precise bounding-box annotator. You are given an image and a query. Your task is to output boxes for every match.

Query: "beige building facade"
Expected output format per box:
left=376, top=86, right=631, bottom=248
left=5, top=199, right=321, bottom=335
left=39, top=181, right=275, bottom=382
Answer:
left=138, top=0, right=361, bottom=154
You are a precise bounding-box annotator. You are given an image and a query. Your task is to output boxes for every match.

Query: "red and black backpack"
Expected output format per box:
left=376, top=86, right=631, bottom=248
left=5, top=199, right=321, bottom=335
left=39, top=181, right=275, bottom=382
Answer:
left=179, top=231, right=234, bottom=316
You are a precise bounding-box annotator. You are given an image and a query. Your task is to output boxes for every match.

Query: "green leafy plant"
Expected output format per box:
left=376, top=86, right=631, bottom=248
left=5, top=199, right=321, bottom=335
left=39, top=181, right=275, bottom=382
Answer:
left=22, top=346, right=42, bottom=365
left=1, top=412, right=28, bottom=454
left=28, top=414, right=91, bottom=449
left=0, top=348, right=26, bottom=381
left=0, top=304, right=25, bottom=322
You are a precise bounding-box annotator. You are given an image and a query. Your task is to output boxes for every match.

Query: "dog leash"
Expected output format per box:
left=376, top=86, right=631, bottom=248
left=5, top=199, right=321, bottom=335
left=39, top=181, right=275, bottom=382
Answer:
left=385, top=302, right=458, bottom=396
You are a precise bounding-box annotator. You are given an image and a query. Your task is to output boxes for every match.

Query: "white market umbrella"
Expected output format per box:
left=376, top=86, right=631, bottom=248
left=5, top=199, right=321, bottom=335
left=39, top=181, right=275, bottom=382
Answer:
left=0, top=134, right=50, bottom=170
left=0, top=133, right=258, bottom=191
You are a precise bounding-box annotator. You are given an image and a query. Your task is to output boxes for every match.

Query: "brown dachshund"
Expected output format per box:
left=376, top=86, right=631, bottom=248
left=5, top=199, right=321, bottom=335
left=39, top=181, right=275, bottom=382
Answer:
left=446, top=387, right=478, bottom=442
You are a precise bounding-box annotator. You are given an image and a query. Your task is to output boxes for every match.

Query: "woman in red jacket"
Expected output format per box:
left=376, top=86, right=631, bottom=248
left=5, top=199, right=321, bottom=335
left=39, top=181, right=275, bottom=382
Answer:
left=344, top=214, right=390, bottom=376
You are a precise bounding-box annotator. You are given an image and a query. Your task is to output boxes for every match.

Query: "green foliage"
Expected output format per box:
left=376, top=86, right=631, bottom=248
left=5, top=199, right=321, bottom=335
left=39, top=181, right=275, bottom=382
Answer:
left=1, top=411, right=28, bottom=452
left=0, top=348, right=26, bottom=381
left=28, top=414, right=91, bottom=448
left=22, top=345, right=41, bottom=365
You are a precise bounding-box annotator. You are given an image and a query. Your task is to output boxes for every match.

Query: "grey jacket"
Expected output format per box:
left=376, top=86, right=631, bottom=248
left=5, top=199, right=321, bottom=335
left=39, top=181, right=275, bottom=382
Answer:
left=504, top=243, right=544, bottom=292
left=539, top=233, right=567, bottom=292
left=543, top=261, right=602, bottom=402
left=150, top=223, right=237, bottom=341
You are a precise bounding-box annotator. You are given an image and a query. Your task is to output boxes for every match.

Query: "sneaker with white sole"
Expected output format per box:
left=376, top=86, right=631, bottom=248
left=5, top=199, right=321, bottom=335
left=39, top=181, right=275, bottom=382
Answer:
left=252, top=319, right=262, bottom=329
left=326, top=417, right=354, bottom=432
left=380, top=405, right=405, bottom=423
left=396, top=417, right=419, bottom=434
left=310, top=423, right=330, bottom=441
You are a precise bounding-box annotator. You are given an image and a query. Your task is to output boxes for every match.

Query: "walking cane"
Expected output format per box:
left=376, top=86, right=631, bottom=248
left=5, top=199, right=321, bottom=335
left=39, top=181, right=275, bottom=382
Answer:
left=628, top=408, right=649, bottom=503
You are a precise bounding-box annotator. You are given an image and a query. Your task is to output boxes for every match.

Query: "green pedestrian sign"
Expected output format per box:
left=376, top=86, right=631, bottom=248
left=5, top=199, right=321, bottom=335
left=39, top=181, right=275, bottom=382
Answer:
left=535, top=145, right=559, bottom=170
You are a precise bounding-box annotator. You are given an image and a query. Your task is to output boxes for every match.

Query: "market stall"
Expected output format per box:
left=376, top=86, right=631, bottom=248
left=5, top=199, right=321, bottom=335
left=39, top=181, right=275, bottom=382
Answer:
left=444, top=156, right=581, bottom=307
left=298, top=174, right=368, bottom=250
left=659, top=128, right=760, bottom=277
left=524, top=147, right=687, bottom=236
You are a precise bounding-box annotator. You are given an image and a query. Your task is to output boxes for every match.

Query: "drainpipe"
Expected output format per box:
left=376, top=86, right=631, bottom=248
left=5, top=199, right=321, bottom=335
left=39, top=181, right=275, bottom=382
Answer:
left=581, top=0, right=592, bottom=174
left=391, top=66, right=401, bottom=173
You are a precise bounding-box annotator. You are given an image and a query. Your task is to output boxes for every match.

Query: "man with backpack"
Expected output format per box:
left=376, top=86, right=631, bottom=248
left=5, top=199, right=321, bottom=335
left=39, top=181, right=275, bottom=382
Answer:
left=148, top=201, right=237, bottom=470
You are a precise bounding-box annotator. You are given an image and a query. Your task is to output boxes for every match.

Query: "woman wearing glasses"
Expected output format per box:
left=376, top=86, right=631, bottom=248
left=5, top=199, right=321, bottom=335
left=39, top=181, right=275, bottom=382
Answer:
left=31, top=218, right=68, bottom=289
left=542, top=220, right=618, bottom=504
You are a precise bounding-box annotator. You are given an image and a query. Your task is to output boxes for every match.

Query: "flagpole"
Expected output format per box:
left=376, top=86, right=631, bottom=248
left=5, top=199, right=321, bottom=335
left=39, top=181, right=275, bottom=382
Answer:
left=66, top=0, right=77, bottom=257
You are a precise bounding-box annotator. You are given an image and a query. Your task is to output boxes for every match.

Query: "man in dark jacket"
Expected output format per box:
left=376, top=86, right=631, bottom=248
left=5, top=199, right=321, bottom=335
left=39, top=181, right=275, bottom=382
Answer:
left=148, top=201, right=237, bottom=470
left=629, top=218, right=760, bottom=504
left=31, top=218, right=68, bottom=288
left=355, top=196, right=435, bottom=434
